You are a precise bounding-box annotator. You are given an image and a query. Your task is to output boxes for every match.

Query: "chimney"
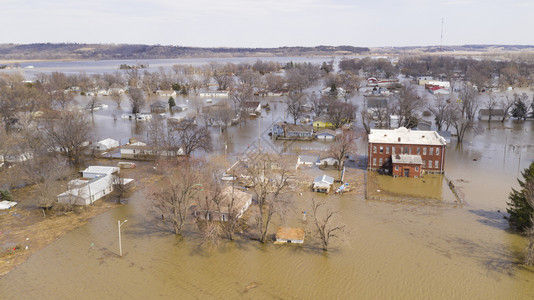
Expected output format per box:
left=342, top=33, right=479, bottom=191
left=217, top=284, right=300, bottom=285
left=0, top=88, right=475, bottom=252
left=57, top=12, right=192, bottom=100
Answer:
left=398, top=137, right=401, bottom=142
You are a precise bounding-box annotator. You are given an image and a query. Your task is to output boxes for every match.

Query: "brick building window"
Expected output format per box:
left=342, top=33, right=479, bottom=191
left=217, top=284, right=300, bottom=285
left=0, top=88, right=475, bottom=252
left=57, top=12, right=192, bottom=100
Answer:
left=379, top=158, right=383, bottom=166
left=435, top=160, right=439, bottom=168
left=416, top=147, right=420, bottom=154
left=395, top=166, right=399, bottom=171
left=373, top=146, right=377, bottom=154
left=373, top=158, right=376, bottom=166
left=415, top=166, right=419, bottom=171
left=429, top=148, right=434, bottom=155
left=436, top=147, right=440, bottom=155
left=392, top=147, right=396, bottom=154
left=386, top=146, right=390, bottom=154
left=379, top=146, right=384, bottom=154
left=422, top=160, right=426, bottom=167
left=423, top=147, right=427, bottom=155
left=428, top=160, right=432, bottom=168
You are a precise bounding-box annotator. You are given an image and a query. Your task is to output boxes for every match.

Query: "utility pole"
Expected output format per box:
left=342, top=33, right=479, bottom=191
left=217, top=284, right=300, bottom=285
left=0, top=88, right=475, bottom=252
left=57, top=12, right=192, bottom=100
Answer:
left=440, top=18, right=444, bottom=52
left=118, top=219, right=128, bottom=257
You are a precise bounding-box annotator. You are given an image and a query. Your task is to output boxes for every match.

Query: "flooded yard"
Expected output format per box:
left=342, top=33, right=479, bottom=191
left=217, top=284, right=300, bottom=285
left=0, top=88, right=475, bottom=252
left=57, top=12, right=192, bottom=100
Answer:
left=1, top=59, right=534, bottom=298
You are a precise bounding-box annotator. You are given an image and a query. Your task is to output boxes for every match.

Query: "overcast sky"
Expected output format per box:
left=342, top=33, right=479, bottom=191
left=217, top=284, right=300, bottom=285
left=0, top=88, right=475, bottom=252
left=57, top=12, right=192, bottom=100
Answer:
left=1, top=0, right=533, bottom=47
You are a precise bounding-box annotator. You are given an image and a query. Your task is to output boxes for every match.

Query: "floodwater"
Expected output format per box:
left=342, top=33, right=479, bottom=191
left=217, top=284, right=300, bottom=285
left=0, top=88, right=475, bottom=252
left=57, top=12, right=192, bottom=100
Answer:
left=2, top=59, right=534, bottom=298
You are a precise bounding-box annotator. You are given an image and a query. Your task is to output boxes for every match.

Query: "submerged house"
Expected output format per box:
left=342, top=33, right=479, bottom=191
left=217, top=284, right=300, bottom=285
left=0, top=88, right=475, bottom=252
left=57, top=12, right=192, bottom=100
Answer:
left=271, top=122, right=314, bottom=140
left=275, top=227, right=305, bottom=244
left=312, top=175, right=334, bottom=193
left=96, top=138, right=119, bottom=151
left=193, top=186, right=253, bottom=221
left=57, top=166, right=132, bottom=205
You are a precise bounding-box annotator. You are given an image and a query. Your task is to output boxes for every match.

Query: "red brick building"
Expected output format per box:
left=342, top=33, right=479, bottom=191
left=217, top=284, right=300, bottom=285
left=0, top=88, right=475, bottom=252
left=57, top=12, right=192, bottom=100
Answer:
left=368, top=127, right=447, bottom=177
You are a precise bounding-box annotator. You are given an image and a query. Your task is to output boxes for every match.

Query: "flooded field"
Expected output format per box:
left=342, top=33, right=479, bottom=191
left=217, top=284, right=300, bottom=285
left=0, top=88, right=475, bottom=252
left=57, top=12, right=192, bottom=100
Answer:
left=1, top=59, right=534, bottom=298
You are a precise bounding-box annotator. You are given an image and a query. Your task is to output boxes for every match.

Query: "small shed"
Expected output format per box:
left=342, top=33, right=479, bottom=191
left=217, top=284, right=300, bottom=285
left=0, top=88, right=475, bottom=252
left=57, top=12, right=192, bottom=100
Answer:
left=275, top=227, right=305, bottom=244
left=313, top=175, right=334, bottom=193
left=96, top=138, right=119, bottom=151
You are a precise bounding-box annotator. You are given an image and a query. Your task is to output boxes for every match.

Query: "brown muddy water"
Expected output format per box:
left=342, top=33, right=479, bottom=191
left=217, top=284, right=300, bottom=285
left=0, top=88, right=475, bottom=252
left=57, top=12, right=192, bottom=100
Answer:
left=2, top=90, right=534, bottom=298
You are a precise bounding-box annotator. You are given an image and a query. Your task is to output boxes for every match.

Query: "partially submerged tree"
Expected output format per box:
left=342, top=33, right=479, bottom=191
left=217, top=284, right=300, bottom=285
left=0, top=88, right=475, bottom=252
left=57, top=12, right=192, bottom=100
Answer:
left=285, top=92, right=305, bottom=124
left=128, top=88, right=145, bottom=114
left=174, top=121, right=213, bottom=157
left=43, top=109, right=91, bottom=166
left=311, top=199, right=345, bottom=251
left=328, top=131, right=357, bottom=170
left=244, top=154, right=293, bottom=243
left=149, top=160, right=204, bottom=235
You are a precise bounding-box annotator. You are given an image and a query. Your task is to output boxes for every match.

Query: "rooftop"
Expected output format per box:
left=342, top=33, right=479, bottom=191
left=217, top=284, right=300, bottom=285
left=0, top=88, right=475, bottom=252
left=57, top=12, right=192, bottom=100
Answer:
left=276, top=227, right=305, bottom=241
left=369, top=127, right=447, bottom=146
left=392, top=154, right=423, bottom=165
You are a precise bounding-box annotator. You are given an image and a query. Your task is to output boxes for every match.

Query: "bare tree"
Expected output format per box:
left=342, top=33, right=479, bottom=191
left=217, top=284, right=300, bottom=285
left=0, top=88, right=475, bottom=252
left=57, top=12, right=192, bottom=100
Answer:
left=311, top=199, right=345, bottom=251
left=328, top=131, right=357, bottom=170
left=500, top=92, right=516, bottom=122
left=128, top=88, right=145, bottom=114
left=308, top=92, right=327, bottom=117
left=86, top=94, right=100, bottom=117
left=485, top=93, right=499, bottom=121
left=428, top=96, right=452, bottom=131
left=244, top=154, right=293, bottom=243
left=447, top=105, right=473, bottom=144
left=149, top=160, right=203, bottom=235
left=392, top=85, right=423, bottom=128
left=211, top=63, right=233, bottom=91
left=328, top=100, right=357, bottom=129
left=112, top=172, right=132, bottom=204
left=110, top=90, right=122, bottom=107
left=173, top=121, right=213, bottom=157
left=43, top=109, right=91, bottom=166
left=285, top=92, right=305, bottom=124
left=458, top=84, right=480, bottom=120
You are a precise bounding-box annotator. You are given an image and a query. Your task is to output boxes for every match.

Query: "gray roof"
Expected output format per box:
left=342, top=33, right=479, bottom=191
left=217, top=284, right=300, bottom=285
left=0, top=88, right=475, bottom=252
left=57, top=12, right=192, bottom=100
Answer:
left=391, top=154, right=423, bottom=165
left=313, top=175, right=334, bottom=185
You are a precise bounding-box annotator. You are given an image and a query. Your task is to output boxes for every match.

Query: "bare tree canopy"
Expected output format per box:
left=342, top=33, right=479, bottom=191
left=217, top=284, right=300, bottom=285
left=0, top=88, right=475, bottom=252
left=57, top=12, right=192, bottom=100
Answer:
left=171, top=121, right=213, bottom=157
left=149, top=160, right=204, bottom=235
left=328, top=131, right=357, bottom=170
left=311, top=199, right=345, bottom=251
left=128, top=88, right=145, bottom=114
left=285, top=92, right=305, bottom=124
left=43, top=109, right=91, bottom=166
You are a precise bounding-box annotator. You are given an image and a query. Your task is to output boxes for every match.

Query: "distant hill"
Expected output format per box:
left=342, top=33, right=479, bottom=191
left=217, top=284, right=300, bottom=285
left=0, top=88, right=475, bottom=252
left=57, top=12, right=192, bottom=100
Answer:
left=0, top=43, right=370, bottom=61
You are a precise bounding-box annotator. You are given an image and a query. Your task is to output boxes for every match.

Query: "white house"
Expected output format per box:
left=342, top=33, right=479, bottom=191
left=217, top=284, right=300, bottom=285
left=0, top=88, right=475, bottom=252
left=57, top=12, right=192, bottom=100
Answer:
left=312, top=175, right=334, bottom=193
left=96, top=138, right=119, bottom=151
left=57, top=175, right=133, bottom=206
left=4, top=152, right=34, bottom=163
left=156, top=90, right=177, bottom=97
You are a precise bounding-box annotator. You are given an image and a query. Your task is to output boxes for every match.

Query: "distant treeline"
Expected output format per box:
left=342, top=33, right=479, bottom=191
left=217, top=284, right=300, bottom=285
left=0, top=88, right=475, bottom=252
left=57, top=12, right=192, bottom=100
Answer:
left=0, top=43, right=370, bottom=61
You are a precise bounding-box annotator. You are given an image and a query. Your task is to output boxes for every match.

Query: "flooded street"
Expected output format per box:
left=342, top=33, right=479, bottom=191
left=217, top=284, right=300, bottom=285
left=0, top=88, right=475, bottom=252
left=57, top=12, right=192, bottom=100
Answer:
left=2, top=59, right=534, bottom=298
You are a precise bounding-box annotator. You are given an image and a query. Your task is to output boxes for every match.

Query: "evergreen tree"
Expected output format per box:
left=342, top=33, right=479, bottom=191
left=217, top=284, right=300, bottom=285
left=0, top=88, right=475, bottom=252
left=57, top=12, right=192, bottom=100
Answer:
left=507, top=162, right=534, bottom=231
left=168, top=96, right=176, bottom=109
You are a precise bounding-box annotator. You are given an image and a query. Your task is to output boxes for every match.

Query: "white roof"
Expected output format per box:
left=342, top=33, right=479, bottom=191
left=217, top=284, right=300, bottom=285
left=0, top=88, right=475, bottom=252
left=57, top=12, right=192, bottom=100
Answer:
left=392, top=154, right=423, bottom=165
left=313, top=175, right=334, bottom=185
left=82, top=166, right=118, bottom=176
left=97, top=138, right=119, bottom=146
left=369, top=127, right=446, bottom=146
